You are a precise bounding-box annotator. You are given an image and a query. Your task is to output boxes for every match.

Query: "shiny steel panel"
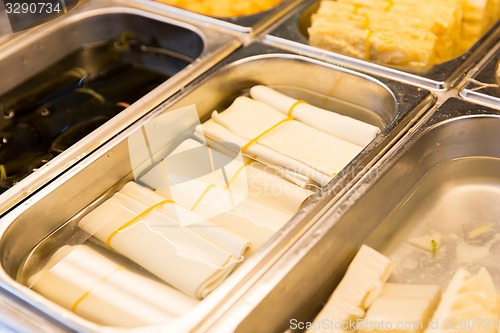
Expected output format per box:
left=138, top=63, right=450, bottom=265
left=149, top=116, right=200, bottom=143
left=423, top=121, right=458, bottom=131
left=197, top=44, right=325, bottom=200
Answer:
left=266, top=0, right=500, bottom=90
left=0, top=0, right=240, bottom=216
left=209, top=98, right=500, bottom=333
left=0, top=47, right=434, bottom=332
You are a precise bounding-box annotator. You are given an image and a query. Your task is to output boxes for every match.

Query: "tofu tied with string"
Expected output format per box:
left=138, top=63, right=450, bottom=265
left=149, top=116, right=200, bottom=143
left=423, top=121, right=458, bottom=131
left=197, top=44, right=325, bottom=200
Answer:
left=30, top=245, right=198, bottom=327
left=78, top=181, right=250, bottom=299
left=139, top=138, right=313, bottom=252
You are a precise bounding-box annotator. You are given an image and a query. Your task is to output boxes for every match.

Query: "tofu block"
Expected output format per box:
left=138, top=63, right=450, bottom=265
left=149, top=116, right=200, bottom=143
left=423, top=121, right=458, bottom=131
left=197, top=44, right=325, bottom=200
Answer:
left=425, top=267, right=499, bottom=333
left=381, top=283, right=441, bottom=302
left=306, top=245, right=393, bottom=333
left=359, top=297, right=437, bottom=332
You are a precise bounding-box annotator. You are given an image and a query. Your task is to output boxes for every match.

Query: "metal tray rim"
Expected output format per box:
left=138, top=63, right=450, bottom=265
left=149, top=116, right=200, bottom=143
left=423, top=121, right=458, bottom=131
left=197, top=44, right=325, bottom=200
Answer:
left=0, top=1, right=241, bottom=217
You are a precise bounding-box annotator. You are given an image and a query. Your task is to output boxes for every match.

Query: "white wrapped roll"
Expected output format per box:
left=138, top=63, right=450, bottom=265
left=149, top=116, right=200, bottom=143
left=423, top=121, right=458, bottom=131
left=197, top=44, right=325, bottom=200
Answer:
left=31, top=245, right=198, bottom=327
left=138, top=139, right=313, bottom=252
left=139, top=138, right=249, bottom=219
left=197, top=122, right=331, bottom=186
left=79, top=182, right=250, bottom=299
left=249, top=85, right=380, bottom=146
left=210, top=96, right=364, bottom=177
left=120, top=182, right=249, bottom=257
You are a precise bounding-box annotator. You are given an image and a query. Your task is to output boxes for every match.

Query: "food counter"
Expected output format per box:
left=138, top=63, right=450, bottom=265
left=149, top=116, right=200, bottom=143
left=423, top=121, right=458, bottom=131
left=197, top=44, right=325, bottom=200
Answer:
left=0, top=0, right=498, bottom=332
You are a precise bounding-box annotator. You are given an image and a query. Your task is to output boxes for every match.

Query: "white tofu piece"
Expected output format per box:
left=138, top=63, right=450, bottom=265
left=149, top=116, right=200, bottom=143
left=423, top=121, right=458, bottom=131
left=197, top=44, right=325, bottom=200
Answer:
left=409, top=232, right=441, bottom=254
left=306, top=245, right=393, bottom=333
left=380, top=283, right=441, bottom=302
left=425, top=268, right=499, bottom=333
left=359, top=297, right=437, bottom=332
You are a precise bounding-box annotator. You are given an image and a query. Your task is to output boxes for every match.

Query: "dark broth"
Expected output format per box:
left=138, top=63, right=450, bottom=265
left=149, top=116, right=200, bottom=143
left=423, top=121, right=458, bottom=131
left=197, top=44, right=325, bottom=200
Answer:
left=0, top=33, right=189, bottom=193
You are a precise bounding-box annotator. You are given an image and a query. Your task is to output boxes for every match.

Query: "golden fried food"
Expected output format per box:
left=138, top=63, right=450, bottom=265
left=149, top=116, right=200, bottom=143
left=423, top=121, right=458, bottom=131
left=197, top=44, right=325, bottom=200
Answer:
left=156, top=0, right=283, bottom=17
left=309, top=0, right=500, bottom=70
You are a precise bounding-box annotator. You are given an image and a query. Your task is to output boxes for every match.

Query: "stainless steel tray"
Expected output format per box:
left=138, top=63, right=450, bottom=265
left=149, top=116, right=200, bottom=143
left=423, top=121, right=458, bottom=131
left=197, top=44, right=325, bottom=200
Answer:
left=210, top=98, right=500, bottom=333
left=461, top=41, right=500, bottom=108
left=266, top=0, right=500, bottom=90
left=128, top=0, right=303, bottom=35
left=0, top=44, right=434, bottom=332
left=0, top=0, right=240, bottom=216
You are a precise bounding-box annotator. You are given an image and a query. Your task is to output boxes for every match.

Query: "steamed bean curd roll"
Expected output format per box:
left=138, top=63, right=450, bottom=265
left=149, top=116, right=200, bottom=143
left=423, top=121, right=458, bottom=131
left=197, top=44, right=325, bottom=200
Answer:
left=30, top=245, right=198, bottom=326
left=79, top=182, right=250, bottom=299
left=197, top=121, right=332, bottom=186
left=249, top=85, right=380, bottom=146
left=207, top=96, right=364, bottom=179
left=139, top=138, right=249, bottom=218
left=200, top=160, right=313, bottom=250
left=119, top=182, right=251, bottom=256
left=139, top=139, right=313, bottom=251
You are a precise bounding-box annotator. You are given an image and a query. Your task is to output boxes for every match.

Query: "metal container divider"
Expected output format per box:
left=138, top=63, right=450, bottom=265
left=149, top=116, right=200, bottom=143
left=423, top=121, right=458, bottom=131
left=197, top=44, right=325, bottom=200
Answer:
left=0, top=43, right=434, bottom=332
left=265, top=0, right=500, bottom=90
left=461, top=41, right=500, bottom=109
left=0, top=0, right=241, bottom=216
left=205, top=98, right=500, bottom=333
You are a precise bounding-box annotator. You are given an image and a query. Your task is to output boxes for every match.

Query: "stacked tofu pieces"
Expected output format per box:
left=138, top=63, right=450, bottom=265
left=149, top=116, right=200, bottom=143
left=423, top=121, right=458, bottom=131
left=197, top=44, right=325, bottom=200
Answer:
left=309, top=0, right=500, bottom=69
left=309, top=245, right=500, bottom=333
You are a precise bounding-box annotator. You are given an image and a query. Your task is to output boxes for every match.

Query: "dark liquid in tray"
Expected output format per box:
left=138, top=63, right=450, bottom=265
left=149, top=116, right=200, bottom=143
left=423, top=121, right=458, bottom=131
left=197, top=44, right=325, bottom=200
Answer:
left=0, top=33, right=189, bottom=193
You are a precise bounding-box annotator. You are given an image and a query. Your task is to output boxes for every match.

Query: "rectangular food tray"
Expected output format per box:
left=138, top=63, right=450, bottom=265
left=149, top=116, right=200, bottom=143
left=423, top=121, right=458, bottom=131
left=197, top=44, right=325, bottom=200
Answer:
left=0, top=43, right=434, bottom=332
left=213, top=98, right=500, bottom=333
left=266, top=0, right=500, bottom=90
left=129, top=0, right=304, bottom=35
left=0, top=0, right=240, bottom=216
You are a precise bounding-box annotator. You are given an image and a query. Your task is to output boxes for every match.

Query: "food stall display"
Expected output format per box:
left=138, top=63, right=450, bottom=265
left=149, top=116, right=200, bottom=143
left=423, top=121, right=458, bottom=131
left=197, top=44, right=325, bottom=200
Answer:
left=0, top=0, right=496, bottom=332
left=308, top=0, right=500, bottom=70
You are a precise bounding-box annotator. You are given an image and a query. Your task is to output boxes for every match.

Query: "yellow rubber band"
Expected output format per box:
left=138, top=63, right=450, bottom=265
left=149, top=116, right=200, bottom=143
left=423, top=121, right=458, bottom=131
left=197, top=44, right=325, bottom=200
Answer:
left=190, top=184, right=216, bottom=211
left=241, top=117, right=292, bottom=153
left=224, top=161, right=251, bottom=190
left=190, top=161, right=251, bottom=211
left=106, top=199, right=174, bottom=249
left=287, top=100, right=307, bottom=118
left=71, top=266, right=124, bottom=313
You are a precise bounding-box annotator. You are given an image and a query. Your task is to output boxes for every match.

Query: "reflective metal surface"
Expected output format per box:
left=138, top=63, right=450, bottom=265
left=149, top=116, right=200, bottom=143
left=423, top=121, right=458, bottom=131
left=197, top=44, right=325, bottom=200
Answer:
left=0, top=46, right=434, bottom=332
left=0, top=0, right=240, bottom=216
left=266, top=0, right=500, bottom=90
left=461, top=41, right=500, bottom=108
left=208, top=98, right=500, bottom=333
